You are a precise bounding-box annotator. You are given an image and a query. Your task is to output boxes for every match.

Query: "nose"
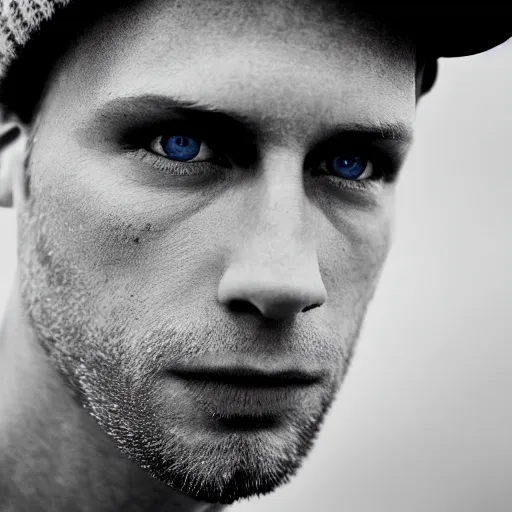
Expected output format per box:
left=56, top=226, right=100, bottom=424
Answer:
left=218, top=267, right=327, bottom=320
left=217, top=168, right=327, bottom=321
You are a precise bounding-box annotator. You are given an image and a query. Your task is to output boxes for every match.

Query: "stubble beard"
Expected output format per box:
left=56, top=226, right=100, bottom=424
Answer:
left=16, top=196, right=366, bottom=504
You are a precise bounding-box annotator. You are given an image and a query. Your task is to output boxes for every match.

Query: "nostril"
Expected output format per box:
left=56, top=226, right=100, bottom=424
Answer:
left=227, top=299, right=323, bottom=317
left=228, top=300, right=261, bottom=315
left=301, top=303, right=321, bottom=313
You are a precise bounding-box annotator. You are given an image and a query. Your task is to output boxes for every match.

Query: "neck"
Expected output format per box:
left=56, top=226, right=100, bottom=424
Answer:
left=0, top=276, right=224, bottom=512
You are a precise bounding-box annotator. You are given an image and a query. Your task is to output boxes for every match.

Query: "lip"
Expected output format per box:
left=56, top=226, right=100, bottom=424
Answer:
left=167, top=365, right=324, bottom=418
left=169, top=366, right=323, bottom=387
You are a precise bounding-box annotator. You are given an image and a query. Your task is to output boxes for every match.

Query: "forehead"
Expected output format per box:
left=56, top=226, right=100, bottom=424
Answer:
left=43, top=0, right=416, bottom=141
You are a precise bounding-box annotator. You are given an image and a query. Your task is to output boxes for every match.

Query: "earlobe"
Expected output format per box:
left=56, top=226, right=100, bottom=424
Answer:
left=0, top=121, right=29, bottom=209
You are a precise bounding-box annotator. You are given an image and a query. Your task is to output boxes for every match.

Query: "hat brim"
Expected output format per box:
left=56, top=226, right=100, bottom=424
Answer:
left=368, top=2, right=511, bottom=57
left=418, top=16, right=511, bottom=58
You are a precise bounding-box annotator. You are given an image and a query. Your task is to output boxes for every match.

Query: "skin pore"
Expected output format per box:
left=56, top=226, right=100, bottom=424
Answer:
left=0, top=0, right=417, bottom=510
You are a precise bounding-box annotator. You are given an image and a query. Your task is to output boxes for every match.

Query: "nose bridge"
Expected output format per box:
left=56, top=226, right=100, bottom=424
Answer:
left=217, top=153, right=328, bottom=320
left=237, top=150, right=316, bottom=272
left=254, top=175, right=311, bottom=267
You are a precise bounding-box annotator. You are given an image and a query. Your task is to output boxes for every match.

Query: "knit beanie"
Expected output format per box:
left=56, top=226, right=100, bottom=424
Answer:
left=0, top=0, right=105, bottom=121
left=0, top=0, right=510, bottom=121
left=0, top=1, right=70, bottom=77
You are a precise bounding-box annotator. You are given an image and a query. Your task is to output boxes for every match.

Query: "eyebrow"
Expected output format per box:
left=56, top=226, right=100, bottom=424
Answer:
left=88, top=94, right=413, bottom=144
left=339, top=119, right=413, bottom=143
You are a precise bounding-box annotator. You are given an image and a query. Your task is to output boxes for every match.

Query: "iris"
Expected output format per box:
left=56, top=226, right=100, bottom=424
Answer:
left=331, top=155, right=368, bottom=180
left=161, top=135, right=201, bottom=161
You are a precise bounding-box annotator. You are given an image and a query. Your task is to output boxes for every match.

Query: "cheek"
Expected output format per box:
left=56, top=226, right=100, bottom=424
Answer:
left=17, top=200, right=102, bottom=373
left=318, top=189, right=394, bottom=311
left=24, top=148, right=231, bottom=318
left=348, top=208, right=393, bottom=281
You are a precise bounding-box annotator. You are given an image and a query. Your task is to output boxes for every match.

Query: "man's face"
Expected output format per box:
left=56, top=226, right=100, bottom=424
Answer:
left=17, top=0, right=415, bottom=504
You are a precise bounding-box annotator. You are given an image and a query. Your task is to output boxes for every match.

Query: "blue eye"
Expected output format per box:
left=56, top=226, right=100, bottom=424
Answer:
left=161, top=135, right=200, bottom=161
left=150, top=134, right=217, bottom=162
left=330, top=155, right=371, bottom=180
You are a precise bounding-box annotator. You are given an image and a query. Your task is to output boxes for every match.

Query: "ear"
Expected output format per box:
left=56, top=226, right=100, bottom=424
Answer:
left=0, top=114, right=30, bottom=209
left=416, top=58, right=438, bottom=100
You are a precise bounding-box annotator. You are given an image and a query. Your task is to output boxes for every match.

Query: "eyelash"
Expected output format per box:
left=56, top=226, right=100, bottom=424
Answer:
left=128, top=133, right=395, bottom=190
left=130, top=148, right=219, bottom=177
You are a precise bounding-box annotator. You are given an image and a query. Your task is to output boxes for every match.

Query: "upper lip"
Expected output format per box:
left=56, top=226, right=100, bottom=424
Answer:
left=169, top=366, right=323, bottom=387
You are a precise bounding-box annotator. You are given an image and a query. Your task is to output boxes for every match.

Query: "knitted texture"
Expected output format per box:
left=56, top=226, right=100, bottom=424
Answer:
left=0, top=0, right=72, bottom=78
left=0, top=1, right=510, bottom=72
left=0, top=0, right=509, bottom=104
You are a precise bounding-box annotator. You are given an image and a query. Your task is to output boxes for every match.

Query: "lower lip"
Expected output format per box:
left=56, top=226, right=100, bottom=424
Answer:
left=170, top=374, right=319, bottom=419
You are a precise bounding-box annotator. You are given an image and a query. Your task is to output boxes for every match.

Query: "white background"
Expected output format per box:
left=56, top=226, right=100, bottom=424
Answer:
left=1, top=40, right=511, bottom=512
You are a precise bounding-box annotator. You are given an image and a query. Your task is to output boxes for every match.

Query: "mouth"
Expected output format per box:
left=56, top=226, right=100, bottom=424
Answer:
left=169, top=366, right=322, bottom=387
left=167, top=365, right=324, bottom=420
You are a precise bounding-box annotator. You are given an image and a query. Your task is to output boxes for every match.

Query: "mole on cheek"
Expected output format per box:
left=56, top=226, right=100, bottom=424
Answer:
left=118, top=222, right=158, bottom=245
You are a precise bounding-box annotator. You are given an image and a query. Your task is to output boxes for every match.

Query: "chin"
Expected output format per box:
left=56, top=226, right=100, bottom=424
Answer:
left=88, top=379, right=338, bottom=505
left=140, top=408, right=331, bottom=504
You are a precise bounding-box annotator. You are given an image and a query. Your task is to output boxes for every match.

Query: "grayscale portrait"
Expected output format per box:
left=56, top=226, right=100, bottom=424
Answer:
left=0, top=1, right=510, bottom=511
